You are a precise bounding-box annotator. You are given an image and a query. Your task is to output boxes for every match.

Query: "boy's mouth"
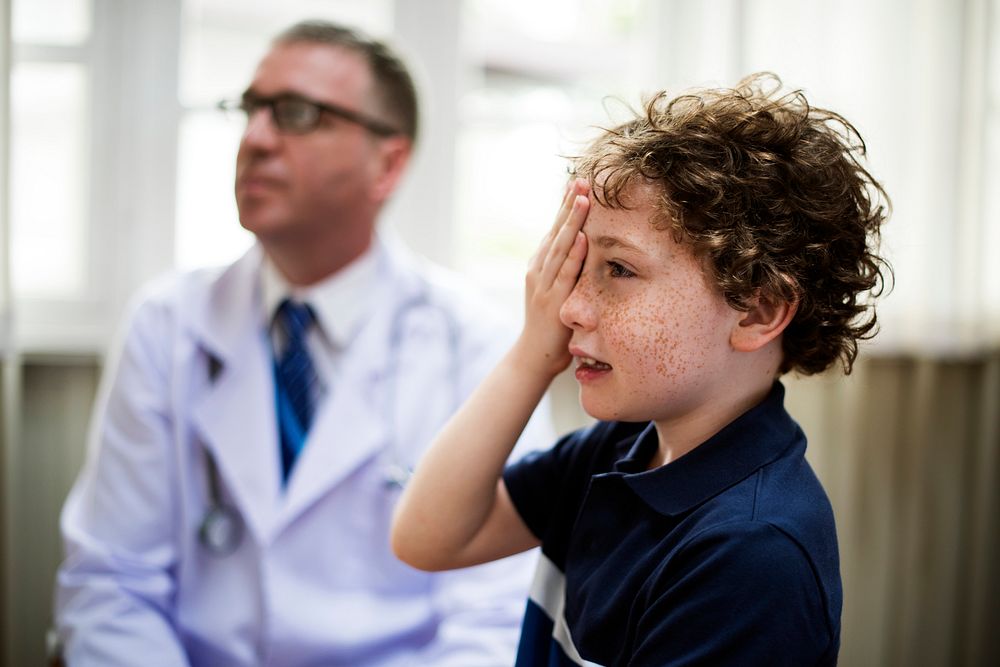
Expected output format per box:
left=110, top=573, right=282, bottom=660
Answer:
left=573, top=354, right=612, bottom=383
left=575, top=356, right=611, bottom=370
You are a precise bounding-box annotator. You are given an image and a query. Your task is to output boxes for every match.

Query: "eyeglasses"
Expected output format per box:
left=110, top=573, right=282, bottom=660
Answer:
left=218, top=92, right=400, bottom=137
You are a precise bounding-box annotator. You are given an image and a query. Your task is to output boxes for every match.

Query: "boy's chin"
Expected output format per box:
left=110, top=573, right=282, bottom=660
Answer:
left=579, top=396, right=633, bottom=423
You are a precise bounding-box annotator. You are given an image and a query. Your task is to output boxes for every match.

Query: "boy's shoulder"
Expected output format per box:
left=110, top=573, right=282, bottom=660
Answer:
left=669, top=404, right=837, bottom=570
left=539, top=419, right=651, bottom=479
left=503, top=420, right=650, bottom=550
left=685, top=428, right=834, bottom=530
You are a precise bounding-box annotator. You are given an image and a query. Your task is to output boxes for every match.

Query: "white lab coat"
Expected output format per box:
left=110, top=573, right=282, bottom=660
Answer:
left=56, top=238, right=551, bottom=666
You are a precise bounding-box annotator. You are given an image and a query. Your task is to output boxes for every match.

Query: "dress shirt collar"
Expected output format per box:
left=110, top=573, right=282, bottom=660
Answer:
left=606, top=382, right=802, bottom=516
left=261, top=241, right=382, bottom=349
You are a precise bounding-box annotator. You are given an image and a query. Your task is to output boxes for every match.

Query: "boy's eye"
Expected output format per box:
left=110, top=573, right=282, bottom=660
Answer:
left=607, top=261, right=636, bottom=278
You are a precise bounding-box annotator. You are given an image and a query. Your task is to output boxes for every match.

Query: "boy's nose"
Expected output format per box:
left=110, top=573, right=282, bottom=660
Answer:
left=559, top=278, right=596, bottom=331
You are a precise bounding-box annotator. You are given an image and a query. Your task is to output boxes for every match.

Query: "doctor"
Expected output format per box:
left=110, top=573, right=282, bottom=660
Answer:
left=55, top=20, right=550, bottom=666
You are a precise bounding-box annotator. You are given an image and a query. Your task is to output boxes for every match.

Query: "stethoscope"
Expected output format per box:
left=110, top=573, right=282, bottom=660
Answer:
left=198, top=283, right=462, bottom=556
left=379, top=288, right=462, bottom=490
left=197, top=355, right=245, bottom=556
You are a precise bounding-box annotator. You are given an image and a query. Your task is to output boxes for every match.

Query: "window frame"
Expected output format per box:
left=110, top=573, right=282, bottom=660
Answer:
left=12, top=0, right=182, bottom=355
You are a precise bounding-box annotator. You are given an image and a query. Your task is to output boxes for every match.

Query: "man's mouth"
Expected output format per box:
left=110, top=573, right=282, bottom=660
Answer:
left=237, top=175, right=284, bottom=198
left=239, top=173, right=281, bottom=187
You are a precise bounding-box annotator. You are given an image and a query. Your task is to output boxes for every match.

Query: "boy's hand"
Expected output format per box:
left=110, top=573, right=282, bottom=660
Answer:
left=393, top=184, right=588, bottom=573
left=517, top=178, right=590, bottom=377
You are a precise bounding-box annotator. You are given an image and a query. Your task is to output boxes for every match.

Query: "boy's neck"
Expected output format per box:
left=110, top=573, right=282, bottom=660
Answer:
left=649, top=379, right=775, bottom=469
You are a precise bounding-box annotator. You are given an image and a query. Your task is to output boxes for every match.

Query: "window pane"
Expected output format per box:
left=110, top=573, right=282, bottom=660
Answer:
left=984, top=0, right=1000, bottom=337
left=11, top=63, right=88, bottom=299
left=454, top=77, right=605, bottom=312
left=468, top=0, right=644, bottom=46
left=180, top=0, right=393, bottom=107
left=984, top=115, right=1000, bottom=335
left=13, top=0, right=91, bottom=45
left=456, top=0, right=654, bottom=302
left=175, top=111, right=252, bottom=271
left=454, top=119, right=567, bottom=314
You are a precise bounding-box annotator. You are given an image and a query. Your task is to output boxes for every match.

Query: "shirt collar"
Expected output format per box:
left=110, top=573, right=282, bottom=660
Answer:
left=261, top=241, right=382, bottom=348
left=610, top=382, right=802, bottom=516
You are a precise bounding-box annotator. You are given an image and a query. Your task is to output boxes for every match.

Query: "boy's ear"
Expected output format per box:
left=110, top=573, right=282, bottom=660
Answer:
left=730, top=294, right=798, bottom=352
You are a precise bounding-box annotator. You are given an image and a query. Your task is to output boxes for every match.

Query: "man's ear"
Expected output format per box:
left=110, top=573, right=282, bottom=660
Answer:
left=730, top=294, right=798, bottom=352
left=371, top=136, right=412, bottom=202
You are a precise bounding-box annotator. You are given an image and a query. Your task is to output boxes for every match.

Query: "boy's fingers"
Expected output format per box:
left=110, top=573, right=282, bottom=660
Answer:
left=547, top=178, right=585, bottom=238
left=554, top=232, right=587, bottom=291
left=527, top=232, right=551, bottom=275
left=530, top=180, right=584, bottom=276
left=540, top=195, right=589, bottom=287
left=550, top=181, right=576, bottom=234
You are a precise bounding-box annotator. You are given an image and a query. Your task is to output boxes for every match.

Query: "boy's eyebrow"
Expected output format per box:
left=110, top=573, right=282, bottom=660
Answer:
left=592, top=235, right=644, bottom=254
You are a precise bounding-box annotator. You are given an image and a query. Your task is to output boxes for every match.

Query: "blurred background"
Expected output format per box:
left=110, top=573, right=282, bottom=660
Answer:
left=0, top=0, right=997, bottom=665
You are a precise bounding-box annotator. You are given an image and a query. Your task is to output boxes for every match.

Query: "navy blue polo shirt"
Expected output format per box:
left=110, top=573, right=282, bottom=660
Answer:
left=503, top=383, right=841, bottom=666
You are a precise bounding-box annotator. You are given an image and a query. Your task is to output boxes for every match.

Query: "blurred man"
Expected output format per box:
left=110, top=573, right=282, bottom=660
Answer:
left=55, top=20, right=548, bottom=666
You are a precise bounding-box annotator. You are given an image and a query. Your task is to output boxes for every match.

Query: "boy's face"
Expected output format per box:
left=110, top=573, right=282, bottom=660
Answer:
left=559, top=186, right=744, bottom=425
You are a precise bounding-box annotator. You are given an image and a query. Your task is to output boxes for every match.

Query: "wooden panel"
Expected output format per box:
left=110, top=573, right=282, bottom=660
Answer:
left=959, top=353, right=1000, bottom=665
left=8, top=360, right=99, bottom=667
left=2, top=351, right=997, bottom=667
left=787, top=355, right=1000, bottom=667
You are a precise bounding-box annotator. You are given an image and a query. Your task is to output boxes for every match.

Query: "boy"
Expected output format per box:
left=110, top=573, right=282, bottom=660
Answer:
left=391, top=74, right=889, bottom=666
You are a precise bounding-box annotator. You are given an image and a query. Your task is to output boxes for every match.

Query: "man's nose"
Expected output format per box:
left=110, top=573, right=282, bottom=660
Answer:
left=241, top=107, right=281, bottom=150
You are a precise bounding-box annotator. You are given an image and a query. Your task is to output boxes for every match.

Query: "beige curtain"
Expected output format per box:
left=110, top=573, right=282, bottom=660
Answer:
left=787, top=352, right=1000, bottom=666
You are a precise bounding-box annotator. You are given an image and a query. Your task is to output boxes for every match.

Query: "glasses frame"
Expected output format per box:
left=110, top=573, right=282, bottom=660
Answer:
left=218, top=92, right=401, bottom=137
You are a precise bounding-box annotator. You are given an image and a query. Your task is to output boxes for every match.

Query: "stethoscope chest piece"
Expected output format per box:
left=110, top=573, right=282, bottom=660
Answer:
left=199, top=504, right=244, bottom=556
left=383, top=462, right=414, bottom=490
left=198, top=355, right=244, bottom=556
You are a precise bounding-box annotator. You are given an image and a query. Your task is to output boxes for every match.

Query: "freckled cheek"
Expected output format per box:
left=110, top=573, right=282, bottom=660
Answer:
left=602, top=298, right=685, bottom=381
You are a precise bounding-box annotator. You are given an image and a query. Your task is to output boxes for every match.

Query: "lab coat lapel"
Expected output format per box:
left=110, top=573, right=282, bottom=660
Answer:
left=188, top=247, right=283, bottom=543
left=279, top=246, right=421, bottom=523
left=278, top=330, right=391, bottom=523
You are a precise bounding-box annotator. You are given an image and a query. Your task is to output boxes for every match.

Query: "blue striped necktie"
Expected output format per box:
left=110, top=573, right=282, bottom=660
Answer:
left=273, top=299, right=318, bottom=482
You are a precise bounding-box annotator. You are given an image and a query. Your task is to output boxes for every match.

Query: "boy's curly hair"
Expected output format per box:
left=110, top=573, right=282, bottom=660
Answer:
left=574, top=73, right=891, bottom=375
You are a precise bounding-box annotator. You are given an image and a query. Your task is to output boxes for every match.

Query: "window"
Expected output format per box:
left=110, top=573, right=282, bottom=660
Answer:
left=6, top=0, right=999, bottom=354
left=454, top=0, right=658, bottom=313
left=10, top=63, right=88, bottom=299
left=10, top=0, right=92, bottom=300
left=983, top=0, right=1000, bottom=338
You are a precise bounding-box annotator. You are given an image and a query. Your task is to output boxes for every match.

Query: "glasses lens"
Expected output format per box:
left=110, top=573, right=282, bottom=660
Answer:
left=272, top=98, right=321, bottom=133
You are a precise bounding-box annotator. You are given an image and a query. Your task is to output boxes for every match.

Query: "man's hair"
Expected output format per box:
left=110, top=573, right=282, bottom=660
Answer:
left=275, top=20, right=419, bottom=142
left=574, top=73, right=890, bottom=376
